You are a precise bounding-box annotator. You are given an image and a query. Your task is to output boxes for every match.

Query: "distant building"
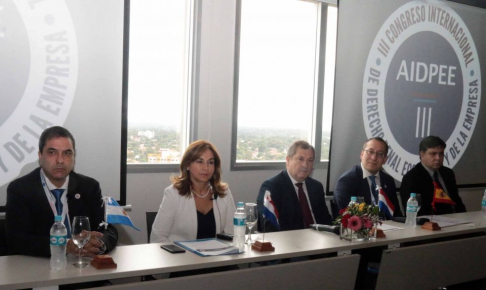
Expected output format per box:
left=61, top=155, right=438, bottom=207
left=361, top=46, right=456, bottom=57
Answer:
left=138, top=130, right=155, bottom=139
left=160, top=148, right=180, bottom=163
left=130, top=135, right=141, bottom=142
left=147, top=154, right=162, bottom=163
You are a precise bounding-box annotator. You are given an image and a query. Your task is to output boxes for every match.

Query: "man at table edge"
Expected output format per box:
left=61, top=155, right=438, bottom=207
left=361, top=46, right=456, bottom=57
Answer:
left=6, top=126, right=118, bottom=257
left=400, top=135, right=466, bottom=216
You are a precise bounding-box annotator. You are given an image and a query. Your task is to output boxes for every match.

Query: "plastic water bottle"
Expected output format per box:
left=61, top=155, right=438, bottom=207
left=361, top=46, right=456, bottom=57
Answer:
left=50, top=215, right=67, bottom=270
left=233, top=202, right=246, bottom=251
left=482, top=189, right=486, bottom=216
left=348, top=196, right=358, bottom=207
left=405, top=193, right=418, bottom=228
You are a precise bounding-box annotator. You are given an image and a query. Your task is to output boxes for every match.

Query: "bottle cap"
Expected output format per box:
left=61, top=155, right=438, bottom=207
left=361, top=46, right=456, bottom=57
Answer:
left=237, top=202, right=244, bottom=208
left=54, top=215, right=62, bottom=222
left=351, top=196, right=357, bottom=202
left=411, top=193, right=416, bottom=198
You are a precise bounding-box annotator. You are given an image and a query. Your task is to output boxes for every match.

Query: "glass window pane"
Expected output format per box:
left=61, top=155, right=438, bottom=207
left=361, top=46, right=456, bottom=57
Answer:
left=128, top=0, right=191, bottom=164
left=236, top=0, right=319, bottom=162
left=321, top=6, right=338, bottom=162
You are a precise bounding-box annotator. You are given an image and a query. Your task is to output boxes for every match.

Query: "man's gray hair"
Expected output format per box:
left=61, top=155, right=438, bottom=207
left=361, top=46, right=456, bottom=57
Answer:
left=287, top=140, right=315, bottom=159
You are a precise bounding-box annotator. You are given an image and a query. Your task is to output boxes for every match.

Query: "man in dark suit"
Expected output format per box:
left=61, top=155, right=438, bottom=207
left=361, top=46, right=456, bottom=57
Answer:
left=257, top=141, right=332, bottom=232
left=6, top=126, right=118, bottom=257
left=334, top=137, right=402, bottom=218
left=400, top=136, right=466, bottom=215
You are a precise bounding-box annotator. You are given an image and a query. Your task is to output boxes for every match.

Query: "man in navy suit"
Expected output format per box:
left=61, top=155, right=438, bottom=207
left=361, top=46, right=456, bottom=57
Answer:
left=6, top=126, right=117, bottom=257
left=333, top=137, right=402, bottom=218
left=400, top=136, right=466, bottom=215
left=257, top=140, right=332, bottom=232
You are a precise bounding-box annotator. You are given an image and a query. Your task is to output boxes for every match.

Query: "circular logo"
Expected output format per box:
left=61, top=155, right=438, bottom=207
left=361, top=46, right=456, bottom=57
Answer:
left=362, top=1, right=481, bottom=181
left=0, top=1, right=78, bottom=187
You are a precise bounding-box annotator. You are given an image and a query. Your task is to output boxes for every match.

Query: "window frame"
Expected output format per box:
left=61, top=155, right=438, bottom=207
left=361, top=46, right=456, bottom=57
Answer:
left=230, top=0, right=337, bottom=171
left=126, top=0, right=201, bottom=174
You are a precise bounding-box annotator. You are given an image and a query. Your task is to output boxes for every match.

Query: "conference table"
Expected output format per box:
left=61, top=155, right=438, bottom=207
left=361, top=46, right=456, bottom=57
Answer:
left=0, top=211, right=485, bottom=290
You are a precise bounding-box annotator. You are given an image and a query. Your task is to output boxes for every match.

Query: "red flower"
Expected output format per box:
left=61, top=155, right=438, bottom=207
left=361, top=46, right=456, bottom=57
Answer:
left=363, top=218, right=373, bottom=229
left=341, top=214, right=351, bottom=228
left=339, top=207, right=348, bottom=215
left=348, top=216, right=362, bottom=231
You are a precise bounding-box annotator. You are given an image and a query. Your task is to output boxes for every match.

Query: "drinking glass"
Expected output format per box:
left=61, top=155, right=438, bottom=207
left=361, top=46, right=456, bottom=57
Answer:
left=71, top=216, right=91, bottom=268
left=415, top=194, right=422, bottom=215
left=245, top=203, right=258, bottom=245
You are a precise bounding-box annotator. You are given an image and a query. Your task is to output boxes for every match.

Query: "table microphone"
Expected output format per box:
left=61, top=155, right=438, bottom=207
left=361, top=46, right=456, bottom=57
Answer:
left=310, top=224, right=340, bottom=235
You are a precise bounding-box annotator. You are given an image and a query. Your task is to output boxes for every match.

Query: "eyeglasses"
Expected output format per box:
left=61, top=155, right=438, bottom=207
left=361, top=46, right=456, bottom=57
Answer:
left=363, top=149, right=385, bottom=159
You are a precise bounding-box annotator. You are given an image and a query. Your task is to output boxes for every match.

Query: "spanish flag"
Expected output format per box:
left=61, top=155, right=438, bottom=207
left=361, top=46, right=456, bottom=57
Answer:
left=431, top=181, right=456, bottom=212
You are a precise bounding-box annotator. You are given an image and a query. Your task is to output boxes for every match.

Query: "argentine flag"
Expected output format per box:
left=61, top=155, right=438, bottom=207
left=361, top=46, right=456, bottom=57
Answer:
left=263, top=190, right=280, bottom=230
left=378, top=187, right=395, bottom=219
left=103, top=196, right=140, bottom=231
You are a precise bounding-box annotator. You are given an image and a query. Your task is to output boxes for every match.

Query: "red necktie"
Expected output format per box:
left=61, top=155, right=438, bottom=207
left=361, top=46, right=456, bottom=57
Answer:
left=296, top=183, right=314, bottom=228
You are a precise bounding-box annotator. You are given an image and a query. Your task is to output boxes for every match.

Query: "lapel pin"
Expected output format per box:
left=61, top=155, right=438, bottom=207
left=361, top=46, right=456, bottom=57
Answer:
left=75, top=193, right=81, bottom=199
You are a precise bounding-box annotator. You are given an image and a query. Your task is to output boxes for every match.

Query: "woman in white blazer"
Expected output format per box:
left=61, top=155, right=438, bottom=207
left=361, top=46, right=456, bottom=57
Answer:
left=150, top=140, right=236, bottom=244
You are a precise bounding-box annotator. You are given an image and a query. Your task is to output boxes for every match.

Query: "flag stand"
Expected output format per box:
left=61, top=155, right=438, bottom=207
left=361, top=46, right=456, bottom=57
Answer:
left=252, top=240, right=275, bottom=252
left=252, top=215, right=275, bottom=252
left=421, top=221, right=441, bottom=231
left=370, top=227, right=386, bottom=238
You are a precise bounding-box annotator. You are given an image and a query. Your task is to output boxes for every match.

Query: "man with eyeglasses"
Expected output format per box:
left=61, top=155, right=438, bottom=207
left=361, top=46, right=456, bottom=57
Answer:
left=400, top=136, right=466, bottom=215
left=333, top=137, right=402, bottom=218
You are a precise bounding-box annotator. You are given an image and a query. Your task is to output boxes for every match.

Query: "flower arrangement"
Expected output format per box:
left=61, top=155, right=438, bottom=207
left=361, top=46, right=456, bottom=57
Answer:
left=333, top=202, right=381, bottom=241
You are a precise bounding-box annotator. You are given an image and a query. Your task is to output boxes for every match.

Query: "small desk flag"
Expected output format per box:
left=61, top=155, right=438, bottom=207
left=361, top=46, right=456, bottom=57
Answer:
left=377, top=186, right=394, bottom=219
left=263, top=190, right=280, bottom=230
left=431, top=181, right=456, bottom=212
left=101, top=196, right=140, bottom=231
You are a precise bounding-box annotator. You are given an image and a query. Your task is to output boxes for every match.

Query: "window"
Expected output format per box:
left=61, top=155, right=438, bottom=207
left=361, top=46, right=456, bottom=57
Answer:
left=127, top=0, right=196, bottom=169
left=320, top=4, right=337, bottom=161
left=232, top=0, right=338, bottom=167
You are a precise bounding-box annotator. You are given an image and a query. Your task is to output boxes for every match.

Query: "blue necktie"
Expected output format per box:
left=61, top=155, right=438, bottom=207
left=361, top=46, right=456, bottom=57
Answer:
left=369, top=176, right=378, bottom=204
left=51, top=189, right=65, bottom=215
left=51, top=189, right=71, bottom=238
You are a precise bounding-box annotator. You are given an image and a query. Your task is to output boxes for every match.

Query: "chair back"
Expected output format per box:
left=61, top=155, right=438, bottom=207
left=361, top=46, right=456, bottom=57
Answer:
left=0, top=216, right=7, bottom=256
left=146, top=212, right=158, bottom=243
left=329, top=199, right=340, bottom=220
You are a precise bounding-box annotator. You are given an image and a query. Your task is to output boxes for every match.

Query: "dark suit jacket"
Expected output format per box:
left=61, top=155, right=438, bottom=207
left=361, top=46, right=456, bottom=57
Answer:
left=6, top=167, right=118, bottom=257
left=400, top=162, right=466, bottom=215
left=257, top=170, right=332, bottom=232
left=333, top=165, right=402, bottom=218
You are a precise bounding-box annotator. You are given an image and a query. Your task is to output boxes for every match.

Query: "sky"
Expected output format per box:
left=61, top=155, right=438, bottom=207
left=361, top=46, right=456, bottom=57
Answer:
left=128, top=0, right=337, bottom=132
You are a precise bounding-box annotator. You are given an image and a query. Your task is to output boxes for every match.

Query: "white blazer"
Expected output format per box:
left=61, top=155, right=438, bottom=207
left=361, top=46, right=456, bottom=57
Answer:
left=150, top=184, right=236, bottom=244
